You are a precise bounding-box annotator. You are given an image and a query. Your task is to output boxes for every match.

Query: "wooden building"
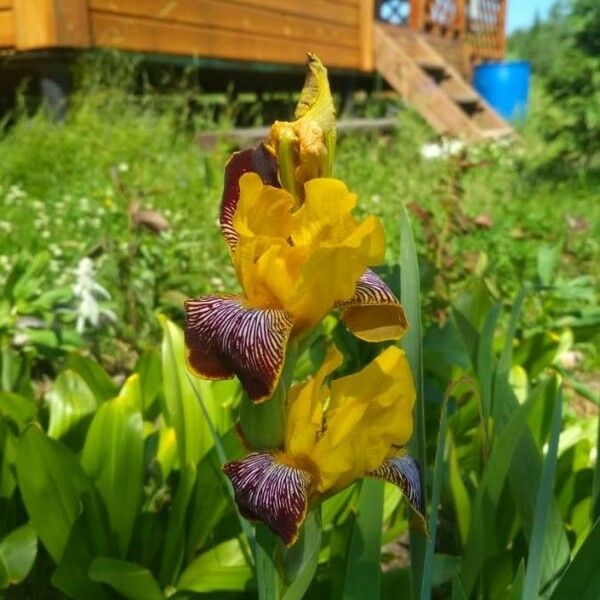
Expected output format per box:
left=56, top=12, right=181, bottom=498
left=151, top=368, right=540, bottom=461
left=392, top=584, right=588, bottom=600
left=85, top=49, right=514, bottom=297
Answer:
left=0, top=1, right=511, bottom=139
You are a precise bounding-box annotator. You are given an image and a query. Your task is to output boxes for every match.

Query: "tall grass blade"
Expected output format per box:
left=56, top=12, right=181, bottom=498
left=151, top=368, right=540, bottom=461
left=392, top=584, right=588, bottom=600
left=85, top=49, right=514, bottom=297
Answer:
left=342, top=479, right=384, bottom=599
left=400, top=203, right=427, bottom=599
left=256, top=525, right=283, bottom=600
left=186, top=373, right=255, bottom=547
left=492, top=289, right=525, bottom=425
left=476, top=304, right=501, bottom=426
left=419, top=395, right=449, bottom=600
left=549, top=517, right=600, bottom=600
left=460, top=392, right=537, bottom=595
left=522, top=381, right=562, bottom=599
left=593, top=416, right=600, bottom=523
left=283, top=508, right=322, bottom=600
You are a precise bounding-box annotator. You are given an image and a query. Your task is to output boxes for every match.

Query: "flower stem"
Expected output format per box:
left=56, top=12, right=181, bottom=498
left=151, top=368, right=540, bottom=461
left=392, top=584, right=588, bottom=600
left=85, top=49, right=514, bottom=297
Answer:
left=239, top=345, right=297, bottom=451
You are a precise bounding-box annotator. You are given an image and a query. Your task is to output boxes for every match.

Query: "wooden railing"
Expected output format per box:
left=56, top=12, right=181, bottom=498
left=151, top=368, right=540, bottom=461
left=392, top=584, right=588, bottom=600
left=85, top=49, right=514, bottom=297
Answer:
left=375, top=0, right=506, bottom=61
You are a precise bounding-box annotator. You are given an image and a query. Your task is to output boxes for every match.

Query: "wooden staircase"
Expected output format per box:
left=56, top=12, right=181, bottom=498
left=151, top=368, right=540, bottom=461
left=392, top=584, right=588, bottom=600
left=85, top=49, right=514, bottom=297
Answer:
left=374, top=23, right=513, bottom=141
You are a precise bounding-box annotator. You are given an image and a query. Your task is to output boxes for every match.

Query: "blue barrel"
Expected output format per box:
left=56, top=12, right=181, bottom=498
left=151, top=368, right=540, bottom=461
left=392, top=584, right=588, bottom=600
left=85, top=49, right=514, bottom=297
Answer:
left=473, top=61, right=531, bottom=121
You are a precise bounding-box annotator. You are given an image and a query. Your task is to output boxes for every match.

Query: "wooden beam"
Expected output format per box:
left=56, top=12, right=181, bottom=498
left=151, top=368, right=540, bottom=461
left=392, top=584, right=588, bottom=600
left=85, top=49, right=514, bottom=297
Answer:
left=497, top=0, right=507, bottom=57
left=409, top=0, right=425, bottom=31
left=91, top=12, right=360, bottom=70
left=90, top=0, right=357, bottom=50
left=197, top=117, right=399, bottom=148
left=0, top=9, right=14, bottom=47
left=358, top=0, right=374, bottom=71
left=13, top=0, right=90, bottom=49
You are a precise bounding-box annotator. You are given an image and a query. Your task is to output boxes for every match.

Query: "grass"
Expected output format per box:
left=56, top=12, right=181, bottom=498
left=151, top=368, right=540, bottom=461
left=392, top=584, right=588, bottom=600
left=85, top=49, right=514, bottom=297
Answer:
left=0, top=54, right=598, bottom=600
left=2, top=68, right=598, bottom=373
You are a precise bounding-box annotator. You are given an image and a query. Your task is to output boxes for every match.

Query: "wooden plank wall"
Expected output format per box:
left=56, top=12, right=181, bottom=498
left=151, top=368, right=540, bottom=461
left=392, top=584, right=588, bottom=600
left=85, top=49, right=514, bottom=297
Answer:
left=89, top=0, right=371, bottom=71
left=0, top=0, right=15, bottom=48
left=11, top=0, right=90, bottom=49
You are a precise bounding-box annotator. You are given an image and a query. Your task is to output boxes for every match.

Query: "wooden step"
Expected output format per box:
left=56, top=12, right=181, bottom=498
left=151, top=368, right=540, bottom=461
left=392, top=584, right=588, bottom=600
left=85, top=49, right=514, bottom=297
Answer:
left=373, top=23, right=513, bottom=142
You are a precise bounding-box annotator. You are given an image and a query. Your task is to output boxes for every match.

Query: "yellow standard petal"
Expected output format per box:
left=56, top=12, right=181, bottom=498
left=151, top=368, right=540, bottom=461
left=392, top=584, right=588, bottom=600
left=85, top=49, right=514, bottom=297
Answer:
left=232, top=175, right=387, bottom=337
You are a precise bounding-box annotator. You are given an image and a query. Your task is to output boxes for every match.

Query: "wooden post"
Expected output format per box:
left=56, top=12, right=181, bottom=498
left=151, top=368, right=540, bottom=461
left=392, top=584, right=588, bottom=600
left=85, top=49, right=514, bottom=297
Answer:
left=455, top=0, right=466, bottom=38
left=409, top=0, right=426, bottom=31
left=13, top=0, right=90, bottom=50
left=359, top=0, right=374, bottom=71
left=497, top=0, right=507, bottom=57
left=40, top=58, right=70, bottom=120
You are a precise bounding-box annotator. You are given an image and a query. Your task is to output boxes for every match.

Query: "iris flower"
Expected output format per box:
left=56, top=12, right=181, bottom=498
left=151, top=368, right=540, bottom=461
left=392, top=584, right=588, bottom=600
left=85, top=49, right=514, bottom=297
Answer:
left=223, top=345, right=425, bottom=545
left=184, top=58, right=407, bottom=403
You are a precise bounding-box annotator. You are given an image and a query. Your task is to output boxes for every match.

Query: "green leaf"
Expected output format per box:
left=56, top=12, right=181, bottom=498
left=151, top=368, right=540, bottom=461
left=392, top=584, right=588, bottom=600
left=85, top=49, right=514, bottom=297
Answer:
left=550, top=518, right=600, bottom=600
left=159, top=464, right=196, bottom=586
left=460, top=392, right=536, bottom=595
left=476, top=304, right=501, bottom=425
left=593, top=417, right=600, bottom=522
left=0, top=392, right=37, bottom=429
left=0, top=523, right=37, bottom=588
left=81, top=383, right=144, bottom=557
left=46, top=369, right=97, bottom=439
left=507, top=385, right=570, bottom=590
left=159, top=316, right=206, bottom=467
left=400, top=203, right=427, bottom=598
left=492, top=288, right=525, bottom=425
left=89, top=557, right=164, bottom=600
left=67, top=354, right=118, bottom=403
left=342, top=479, right=384, bottom=599
left=51, top=492, right=113, bottom=600
left=420, top=401, right=449, bottom=600
left=135, top=350, right=162, bottom=414
left=16, top=425, right=92, bottom=562
left=508, top=561, right=525, bottom=600
left=537, top=243, right=561, bottom=286
left=283, top=507, right=322, bottom=600
left=448, top=432, right=470, bottom=546
left=186, top=429, right=242, bottom=556
left=523, top=381, right=563, bottom=599
left=177, top=538, right=254, bottom=593
left=256, top=525, right=283, bottom=600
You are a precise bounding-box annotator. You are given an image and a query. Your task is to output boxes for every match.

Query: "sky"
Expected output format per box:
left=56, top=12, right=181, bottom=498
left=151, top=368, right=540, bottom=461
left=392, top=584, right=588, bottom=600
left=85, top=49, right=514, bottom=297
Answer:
left=506, top=0, right=557, bottom=33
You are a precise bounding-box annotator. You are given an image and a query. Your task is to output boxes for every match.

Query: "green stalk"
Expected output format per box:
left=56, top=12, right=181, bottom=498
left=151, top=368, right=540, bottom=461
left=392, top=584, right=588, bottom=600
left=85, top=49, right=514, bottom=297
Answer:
left=239, top=346, right=297, bottom=451
left=238, top=346, right=298, bottom=599
left=593, top=411, right=600, bottom=523
left=400, top=204, right=428, bottom=599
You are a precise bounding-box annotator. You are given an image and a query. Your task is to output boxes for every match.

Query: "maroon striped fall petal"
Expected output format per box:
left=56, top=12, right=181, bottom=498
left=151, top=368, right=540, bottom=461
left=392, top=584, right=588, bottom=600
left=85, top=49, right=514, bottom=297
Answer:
left=337, top=269, right=409, bottom=342
left=367, top=456, right=427, bottom=531
left=220, top=144, right=280, bottom=251
left=223, top=453, right=312, bottom=546
left=185, top=294, right=294, bottom=403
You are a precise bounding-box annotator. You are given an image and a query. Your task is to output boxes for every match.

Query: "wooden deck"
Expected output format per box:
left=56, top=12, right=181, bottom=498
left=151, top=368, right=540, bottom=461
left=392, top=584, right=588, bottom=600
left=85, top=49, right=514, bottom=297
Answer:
left=0, top=1, right=375, bottom=72
left=0, top=1, right=511, bottom=139
left=0, top=1, right=506, bottom=75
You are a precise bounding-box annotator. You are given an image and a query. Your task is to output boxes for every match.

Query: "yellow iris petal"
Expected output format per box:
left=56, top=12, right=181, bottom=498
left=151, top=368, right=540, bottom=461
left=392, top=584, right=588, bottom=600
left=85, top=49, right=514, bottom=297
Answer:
left=284, top=346, right=415, bottom=494
left=233, top=173, right=294, bottom=240
left=285, top=346, right=343, bottom=459
left=232, top=175, right=386, bottom=335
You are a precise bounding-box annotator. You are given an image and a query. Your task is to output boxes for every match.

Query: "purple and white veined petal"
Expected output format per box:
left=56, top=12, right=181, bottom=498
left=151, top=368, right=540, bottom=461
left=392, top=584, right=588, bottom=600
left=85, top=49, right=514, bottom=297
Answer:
left=223, top=453, right=312, bottom=546
left=185, top=294, right=294, bottom=403
left=220, top=144, right=279, bottom=251
left=336, top=269, right=408, bottom=342
left=367, top=456, right=427, bottom=532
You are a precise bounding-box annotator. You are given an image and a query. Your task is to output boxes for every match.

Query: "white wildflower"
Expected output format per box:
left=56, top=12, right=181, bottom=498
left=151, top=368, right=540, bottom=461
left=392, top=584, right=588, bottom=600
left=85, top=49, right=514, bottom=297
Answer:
left=73, top=257, right=117, bottom=333
left=5, top=185, right=26, bottom=205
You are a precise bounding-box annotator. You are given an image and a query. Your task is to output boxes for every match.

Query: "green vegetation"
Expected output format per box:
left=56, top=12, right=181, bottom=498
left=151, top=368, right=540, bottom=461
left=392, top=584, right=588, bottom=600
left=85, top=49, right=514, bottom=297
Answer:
left=0, top=2, right=598, bottom=597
